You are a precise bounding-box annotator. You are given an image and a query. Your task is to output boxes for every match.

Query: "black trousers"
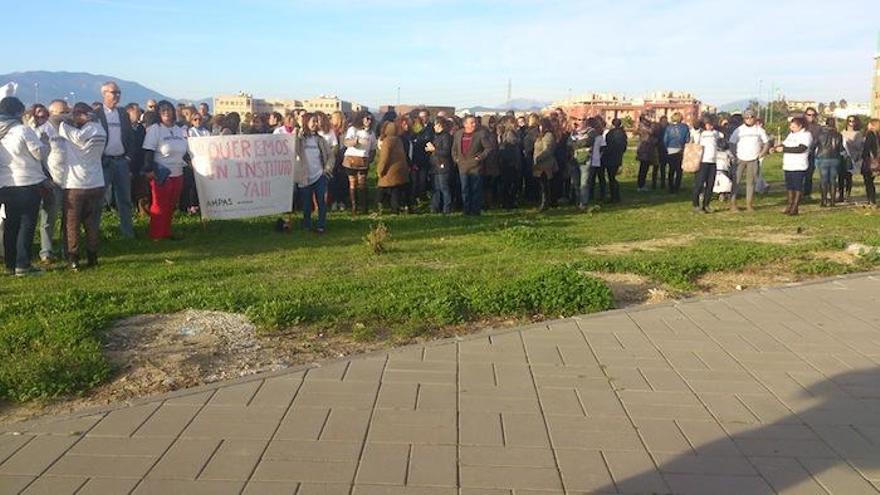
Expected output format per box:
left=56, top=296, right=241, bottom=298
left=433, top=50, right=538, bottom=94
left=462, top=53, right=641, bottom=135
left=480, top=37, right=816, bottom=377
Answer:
left=667, top=152, right=683, bottom=193
left=804, top=155, right=816, bottom=197
left=378, top=185, right=408, bottom=213
left=692, top=162, right=716, bottom=209
left=864, top=172, right=876, bottom=204
left=637, top=160, right=655, bottom=189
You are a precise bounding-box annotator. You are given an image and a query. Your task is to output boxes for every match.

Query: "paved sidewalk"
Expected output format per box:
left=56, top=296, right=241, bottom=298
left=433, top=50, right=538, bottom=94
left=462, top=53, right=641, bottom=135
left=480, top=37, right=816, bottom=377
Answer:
left=2, top=274, right=880, bottom=494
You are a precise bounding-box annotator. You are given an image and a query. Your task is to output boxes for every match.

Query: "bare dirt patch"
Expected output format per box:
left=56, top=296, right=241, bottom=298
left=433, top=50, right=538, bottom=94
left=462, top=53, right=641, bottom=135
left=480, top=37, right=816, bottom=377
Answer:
left=0, top=310, right=389, bottom=424
left=812, top=250, right=859, bottom=265
left=696, top=263, right=799, bottom=293
left=738, top=225, right=812, bottom=245
left=587, top=235, right=694, bottom=256
left=586, top=271, right=675, bottom=308
left=0, top=311, right=528, bottom=425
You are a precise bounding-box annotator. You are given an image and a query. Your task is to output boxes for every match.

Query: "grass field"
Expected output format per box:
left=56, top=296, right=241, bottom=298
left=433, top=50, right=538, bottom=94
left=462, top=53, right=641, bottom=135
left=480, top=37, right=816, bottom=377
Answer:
left=2, top=152, right=880, bottom=403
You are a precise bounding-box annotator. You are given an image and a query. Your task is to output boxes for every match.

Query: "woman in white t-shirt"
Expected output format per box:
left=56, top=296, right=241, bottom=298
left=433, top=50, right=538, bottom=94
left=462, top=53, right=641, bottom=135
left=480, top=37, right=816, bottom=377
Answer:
left=0, top=96, right=48, bottom=276
left=342, top=110, right=377, bottom=213
left=316, top=112, right=342, bottom=210
left=143, top=100, right=189, bottom=240
left=773, top=116, right=812, bottom=216
left=296, top=113, right=334, bottom=233
left=691, top=117, right=723, bottom=213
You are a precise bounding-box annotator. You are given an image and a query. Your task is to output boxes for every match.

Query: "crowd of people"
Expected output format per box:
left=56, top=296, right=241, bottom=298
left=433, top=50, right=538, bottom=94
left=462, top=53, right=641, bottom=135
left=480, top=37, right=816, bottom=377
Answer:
left=1, top=81, right=879, bottom=277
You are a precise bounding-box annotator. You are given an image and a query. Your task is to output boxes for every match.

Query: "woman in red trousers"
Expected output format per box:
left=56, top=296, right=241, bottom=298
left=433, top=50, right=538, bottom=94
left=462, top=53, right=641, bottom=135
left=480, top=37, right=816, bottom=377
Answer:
left=143, top=100, right=189, bottom=240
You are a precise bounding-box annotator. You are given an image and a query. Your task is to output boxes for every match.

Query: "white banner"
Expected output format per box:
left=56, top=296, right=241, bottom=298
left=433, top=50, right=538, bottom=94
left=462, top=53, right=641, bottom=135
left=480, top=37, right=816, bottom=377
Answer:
left=188, top=134, right=304, bottom=220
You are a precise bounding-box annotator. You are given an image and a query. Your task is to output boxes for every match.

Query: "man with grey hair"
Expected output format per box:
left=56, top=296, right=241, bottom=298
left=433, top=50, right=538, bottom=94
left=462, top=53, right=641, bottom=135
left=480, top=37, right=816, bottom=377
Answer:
left=95, top=81, right=136, bottom=237
left=35, top=99, right=71, bottom=262
left=728, top=109, right=770, bottom=211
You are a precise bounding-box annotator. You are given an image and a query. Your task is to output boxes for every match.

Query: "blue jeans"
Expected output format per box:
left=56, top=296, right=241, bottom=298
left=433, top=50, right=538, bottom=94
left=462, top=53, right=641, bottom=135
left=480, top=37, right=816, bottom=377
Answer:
left=39, top=182, right=64, bottom=259
left=0, top=185, right=41, bottom=271
left=459, top=173, right=482, bottom=215
left=102, top=156, right=134, bottom=238
left=431, top=174, right=452, bottom=213
left=300, top=175, right=327, bottom=230
left=816, top=158, right=839, bottom=187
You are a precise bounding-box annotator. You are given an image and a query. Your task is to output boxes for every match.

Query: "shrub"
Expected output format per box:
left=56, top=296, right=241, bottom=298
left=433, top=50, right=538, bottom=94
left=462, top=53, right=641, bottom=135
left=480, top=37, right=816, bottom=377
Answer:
left=794, top=260, right=853, bottom=276
left=471, top=264, right=614, bottom=317
left=365, top=222, right=391, bottom=255
left=495, top=223, right=578, bottom=249
left=245, top=297, right=310, bottom=330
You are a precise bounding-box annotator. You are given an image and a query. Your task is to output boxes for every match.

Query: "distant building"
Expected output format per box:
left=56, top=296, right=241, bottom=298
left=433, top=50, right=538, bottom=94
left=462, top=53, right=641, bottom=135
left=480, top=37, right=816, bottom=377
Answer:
left=786, top=100, right=819, bottom=113
left=833, top=103, right=871, bottom=119
left=550, top=91, right=703, bottom=126
left=214, top=93, right=364, bottom=116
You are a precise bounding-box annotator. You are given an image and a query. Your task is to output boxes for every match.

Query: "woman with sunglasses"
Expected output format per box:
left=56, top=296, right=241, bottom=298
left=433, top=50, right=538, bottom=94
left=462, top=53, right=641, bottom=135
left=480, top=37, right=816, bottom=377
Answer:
left=840, top=116, right=864, bottom=203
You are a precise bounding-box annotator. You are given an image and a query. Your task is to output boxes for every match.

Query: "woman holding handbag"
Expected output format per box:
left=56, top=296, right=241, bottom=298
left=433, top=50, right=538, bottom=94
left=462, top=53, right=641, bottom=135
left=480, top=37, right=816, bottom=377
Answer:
left=862, top=119, right=880, bottom=206
left=342, top=110, right=376, bottom=214
left=143, top=100, right=189, bottom=240
left=691, top=116, right=723, bottom=213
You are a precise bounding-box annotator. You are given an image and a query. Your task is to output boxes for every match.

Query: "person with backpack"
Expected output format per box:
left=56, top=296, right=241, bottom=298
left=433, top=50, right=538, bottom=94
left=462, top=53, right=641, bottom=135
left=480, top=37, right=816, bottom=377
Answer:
left=814, top=117, right=843, bottom=207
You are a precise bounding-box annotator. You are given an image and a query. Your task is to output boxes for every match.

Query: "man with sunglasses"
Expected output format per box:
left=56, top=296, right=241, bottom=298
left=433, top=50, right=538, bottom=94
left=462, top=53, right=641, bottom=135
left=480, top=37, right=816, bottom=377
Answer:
left=802, top=107, right=821, bottom=200
left=95, top=81, right=136, bottom=238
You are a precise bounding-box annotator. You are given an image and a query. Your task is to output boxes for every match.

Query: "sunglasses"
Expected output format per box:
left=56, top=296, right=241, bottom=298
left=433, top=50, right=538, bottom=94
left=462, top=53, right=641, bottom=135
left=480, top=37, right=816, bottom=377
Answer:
left=806, top=113, right=816, bottom=117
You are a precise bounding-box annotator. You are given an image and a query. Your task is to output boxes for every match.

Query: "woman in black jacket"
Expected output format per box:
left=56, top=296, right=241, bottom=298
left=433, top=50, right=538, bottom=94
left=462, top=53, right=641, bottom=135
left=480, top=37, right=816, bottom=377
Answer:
left=862, top=119, right=880, bottom=205
left=426, top=117, right=454, bottom=213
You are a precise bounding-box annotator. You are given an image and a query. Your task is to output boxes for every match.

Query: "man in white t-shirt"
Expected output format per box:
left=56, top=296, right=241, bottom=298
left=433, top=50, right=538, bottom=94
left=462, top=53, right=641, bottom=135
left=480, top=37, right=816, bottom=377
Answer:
left=36, top=100, right=70, bottom=263
left=95, top=81, right=136, bottom=238
left=728, top=110, right=769, bottom=211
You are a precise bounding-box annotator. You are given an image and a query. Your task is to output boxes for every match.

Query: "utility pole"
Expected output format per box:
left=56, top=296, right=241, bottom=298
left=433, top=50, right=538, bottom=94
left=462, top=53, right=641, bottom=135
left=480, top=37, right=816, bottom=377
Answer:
left=507, top=78, right=512, bottom=104
left=768, top=83, right=775, bottom=126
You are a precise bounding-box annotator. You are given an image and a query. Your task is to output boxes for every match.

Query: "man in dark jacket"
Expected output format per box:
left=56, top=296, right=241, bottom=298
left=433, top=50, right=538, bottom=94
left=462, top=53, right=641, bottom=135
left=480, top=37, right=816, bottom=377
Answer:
left=603, top=118, right=628, bottom=202
left=803, top=107, right=821, bottom=200
left=95, top=81, right=137, bottom=238
left=452, top=116, right=493, bottom=215
left=410, top=115, right=433, bottom=204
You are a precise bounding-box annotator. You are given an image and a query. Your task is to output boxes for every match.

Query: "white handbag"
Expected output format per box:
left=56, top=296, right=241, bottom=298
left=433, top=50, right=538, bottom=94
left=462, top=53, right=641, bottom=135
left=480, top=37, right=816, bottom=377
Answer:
left=713, top=171, right=732, bottom=193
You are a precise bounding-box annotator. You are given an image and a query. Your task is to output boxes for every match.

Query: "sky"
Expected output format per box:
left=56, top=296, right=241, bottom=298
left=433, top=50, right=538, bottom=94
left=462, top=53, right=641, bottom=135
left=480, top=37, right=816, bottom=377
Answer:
left=4, top=0, right=878, bottom=108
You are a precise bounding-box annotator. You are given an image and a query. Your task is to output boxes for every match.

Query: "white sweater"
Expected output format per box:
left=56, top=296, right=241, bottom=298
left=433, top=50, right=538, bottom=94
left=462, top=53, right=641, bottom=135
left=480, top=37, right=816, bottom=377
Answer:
left=59, top=121, right=106, bottom=189
left=0, top=123, right=46, bottom=188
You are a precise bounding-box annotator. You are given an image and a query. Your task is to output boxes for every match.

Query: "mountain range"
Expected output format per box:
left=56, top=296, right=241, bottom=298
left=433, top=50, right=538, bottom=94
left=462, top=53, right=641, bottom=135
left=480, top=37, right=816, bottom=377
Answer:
left=0, top=71, right=209, bottom=107
left=717, top=99, right=766, bottom=113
